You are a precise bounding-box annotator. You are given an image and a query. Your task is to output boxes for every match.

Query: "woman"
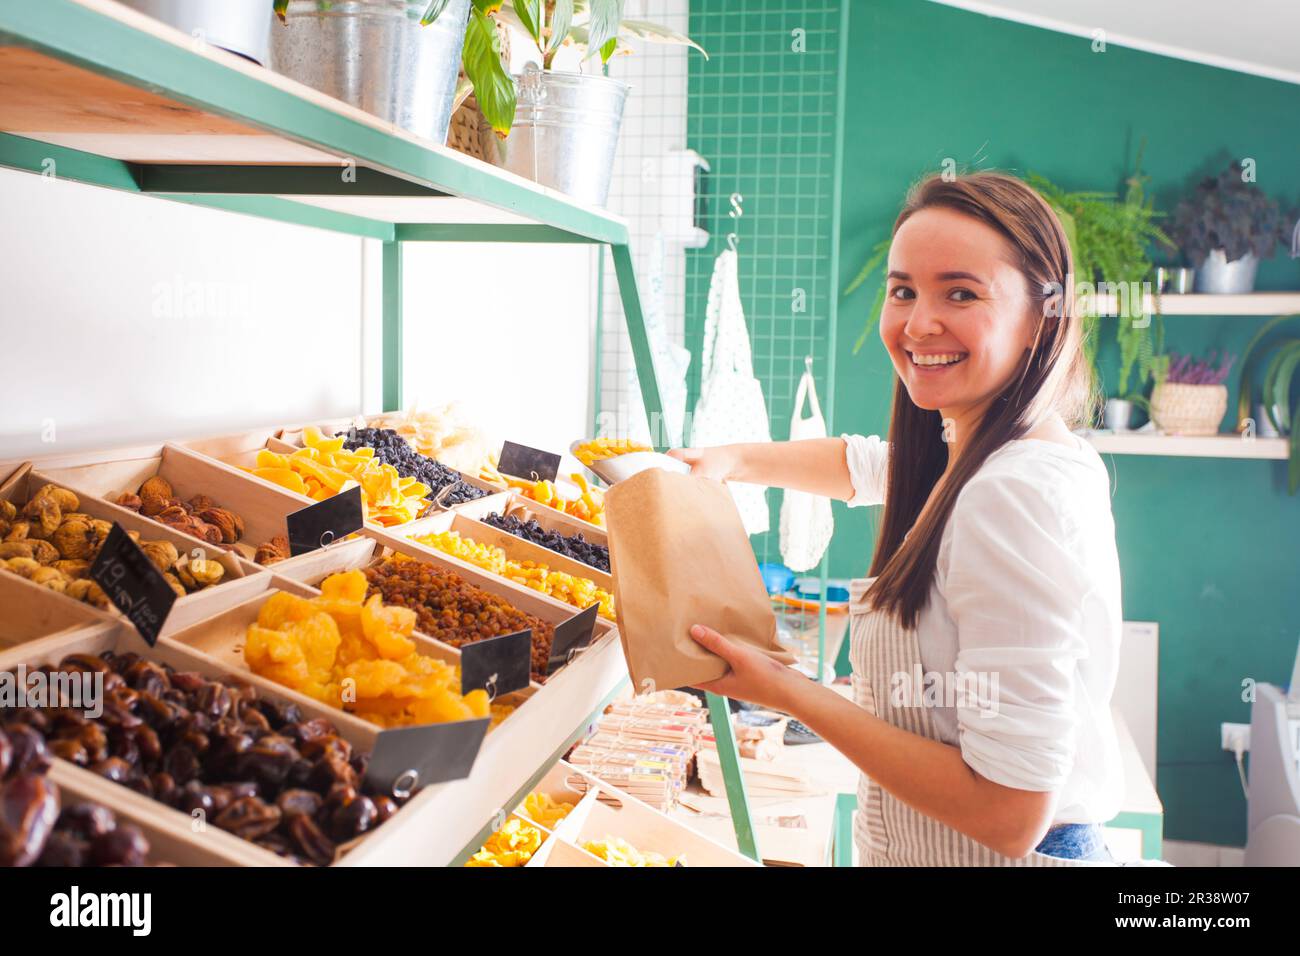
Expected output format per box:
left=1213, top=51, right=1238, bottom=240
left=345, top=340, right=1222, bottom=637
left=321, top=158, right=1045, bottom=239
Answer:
left=670, top=172, right=1123, bottom=865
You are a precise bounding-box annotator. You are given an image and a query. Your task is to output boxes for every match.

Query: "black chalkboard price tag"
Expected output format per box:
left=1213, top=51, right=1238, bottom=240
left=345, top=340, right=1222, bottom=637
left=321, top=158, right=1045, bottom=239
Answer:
left=88, top=522, right=178, bottom=647
left=546, top=604, right=600, bottom=676
left=460, top=629, right=531, bottom=697
left=497, top=441, right=561, bottom=483
left=286, top=485, right=364, bottom=557
left=365, top=717, right=491, bottom=797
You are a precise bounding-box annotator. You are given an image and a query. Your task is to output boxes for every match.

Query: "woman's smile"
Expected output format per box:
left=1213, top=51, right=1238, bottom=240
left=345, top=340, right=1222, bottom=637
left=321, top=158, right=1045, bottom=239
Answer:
left=907, top=349, right=970, bottom=371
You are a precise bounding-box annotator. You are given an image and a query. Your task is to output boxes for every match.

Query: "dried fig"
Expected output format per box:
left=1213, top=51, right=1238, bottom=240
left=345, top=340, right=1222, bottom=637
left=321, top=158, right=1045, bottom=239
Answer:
left=33, top=485, right=78, bottom=513
left=0, top=500, right=14, bottom=523
left=188, top=494, right=214, bottom=512
left=28, top=567, right=67, bottom=593
left=65, top=579, right=110, bottom=609
left=22, top=496, right=62, bottom=538
left=0, top=542, right=34, bottom=561
left=115, top=492, right=143, bottom=512
left=138, top=476, right=173, bottom=502
left=5, top=557, right=41, bottom=578
left=28, top=540, right=59, bottom=565
left=140, top=494, right=168, bottom=517
left=4, top=520, right=30, bottom=543
left=161, top=572, right=186, bottom=598
left=140, top=540, right=179, bottom=572
left=51, top=517, right=96, bottom=560
left=53, top=559, right=90, bottom=580
left=197, top=508, right=239, bottom=544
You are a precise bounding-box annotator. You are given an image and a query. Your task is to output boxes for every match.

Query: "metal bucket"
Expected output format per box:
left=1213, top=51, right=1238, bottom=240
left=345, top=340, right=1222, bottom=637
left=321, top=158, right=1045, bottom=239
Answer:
left=487, top=66, right=629, bottom=207
left=1195, top=249, right=1259, bottom=294
left=121, top=0, right=272, bottom=64
left=271, top=0, right=470, bottom=145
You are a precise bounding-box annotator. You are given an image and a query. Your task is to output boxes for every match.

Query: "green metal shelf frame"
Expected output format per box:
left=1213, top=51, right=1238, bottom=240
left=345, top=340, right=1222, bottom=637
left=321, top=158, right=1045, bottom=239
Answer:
left=0, top=0, right=759, bottom=864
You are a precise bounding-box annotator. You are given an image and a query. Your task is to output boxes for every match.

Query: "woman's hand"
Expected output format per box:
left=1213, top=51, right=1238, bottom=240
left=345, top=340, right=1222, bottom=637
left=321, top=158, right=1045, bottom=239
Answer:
left=666, top=446, right=738, bottom=482
left=688, top=624, right=808, bottom=714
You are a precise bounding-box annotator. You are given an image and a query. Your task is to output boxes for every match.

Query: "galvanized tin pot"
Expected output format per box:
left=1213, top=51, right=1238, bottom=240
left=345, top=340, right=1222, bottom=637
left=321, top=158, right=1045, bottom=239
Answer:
left=487, top=66, right=630, bottom=207
left=1195, top=249, right=1259, bottom=294
left=121, top=0, right=272, bottom=65
left=271, top=0, right=470, bottom=145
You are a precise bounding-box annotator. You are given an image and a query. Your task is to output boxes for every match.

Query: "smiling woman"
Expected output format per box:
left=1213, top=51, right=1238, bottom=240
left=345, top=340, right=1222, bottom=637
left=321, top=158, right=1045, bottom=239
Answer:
left=670, top=171, right=1124, bottom=867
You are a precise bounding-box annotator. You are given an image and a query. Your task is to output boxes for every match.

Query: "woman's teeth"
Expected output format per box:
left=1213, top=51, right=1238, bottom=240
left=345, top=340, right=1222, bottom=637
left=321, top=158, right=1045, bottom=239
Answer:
left=910, top=352, right=967, bottom=367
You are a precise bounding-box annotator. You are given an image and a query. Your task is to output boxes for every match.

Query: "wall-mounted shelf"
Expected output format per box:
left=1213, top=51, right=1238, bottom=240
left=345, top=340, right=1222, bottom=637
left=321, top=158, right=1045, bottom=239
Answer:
left=1088, top=432, right=1289, bottom=460
left=1085, top=292, right=1300, bottom=317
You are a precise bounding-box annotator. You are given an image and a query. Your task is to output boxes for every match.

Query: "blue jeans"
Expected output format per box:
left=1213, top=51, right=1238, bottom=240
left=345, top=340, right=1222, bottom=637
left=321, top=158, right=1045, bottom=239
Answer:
left=1034, top=823, right=1112, bottom=862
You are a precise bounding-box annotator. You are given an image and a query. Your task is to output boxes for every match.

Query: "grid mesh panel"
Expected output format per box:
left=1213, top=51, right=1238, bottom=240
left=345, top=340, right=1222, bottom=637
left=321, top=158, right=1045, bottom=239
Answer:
left=686, top=0, right=844, bottom=565
left=594, top=0, right=694, bottom=442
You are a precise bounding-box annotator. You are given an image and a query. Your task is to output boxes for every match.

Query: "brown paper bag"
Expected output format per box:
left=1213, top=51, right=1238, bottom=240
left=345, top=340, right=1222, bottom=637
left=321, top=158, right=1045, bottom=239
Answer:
left=605, top=468, right=796, bottom=692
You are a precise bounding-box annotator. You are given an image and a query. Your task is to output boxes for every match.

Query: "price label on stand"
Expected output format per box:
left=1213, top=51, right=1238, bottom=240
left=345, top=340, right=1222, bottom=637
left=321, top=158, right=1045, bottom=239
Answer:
left=365, top=718, right=491, bottom=797
left=546, top=604, right=600, bottom=676
left=460, top=629, right=531, bottom=697
left=89, top=522, right=178, bottom=647
left=498, top=441, right=561, bottom=483
left=286, top=485, right=364, bottom=556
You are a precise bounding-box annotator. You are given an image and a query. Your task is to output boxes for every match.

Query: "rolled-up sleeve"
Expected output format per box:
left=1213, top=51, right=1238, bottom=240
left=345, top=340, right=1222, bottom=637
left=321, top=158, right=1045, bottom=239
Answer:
left=841, top=434, right=889, bottom=507
left=944, top=472, right=1089, bottom=793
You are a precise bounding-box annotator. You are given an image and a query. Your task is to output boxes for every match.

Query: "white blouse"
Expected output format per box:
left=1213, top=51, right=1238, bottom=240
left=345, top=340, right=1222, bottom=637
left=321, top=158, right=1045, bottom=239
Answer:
left=842, top=433, right=1124, bottom=825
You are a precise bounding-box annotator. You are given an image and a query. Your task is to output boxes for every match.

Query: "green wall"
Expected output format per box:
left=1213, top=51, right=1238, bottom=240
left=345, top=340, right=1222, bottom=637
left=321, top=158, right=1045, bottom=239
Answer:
left=831, top=0, right=1300, bottom=847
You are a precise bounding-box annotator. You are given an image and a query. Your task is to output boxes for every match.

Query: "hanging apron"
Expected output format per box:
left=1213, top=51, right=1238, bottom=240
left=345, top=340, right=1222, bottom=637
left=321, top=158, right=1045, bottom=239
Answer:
left=848, top=577, right=1099, bottom=867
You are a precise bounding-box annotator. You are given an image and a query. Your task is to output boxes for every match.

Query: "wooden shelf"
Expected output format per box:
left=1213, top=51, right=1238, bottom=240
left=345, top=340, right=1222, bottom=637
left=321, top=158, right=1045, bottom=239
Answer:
left=0, top=0, right=629, bottom=243
left=1085, top=292, right=1300, bottom=317
left=1087, top=432, right=1289, bottom=460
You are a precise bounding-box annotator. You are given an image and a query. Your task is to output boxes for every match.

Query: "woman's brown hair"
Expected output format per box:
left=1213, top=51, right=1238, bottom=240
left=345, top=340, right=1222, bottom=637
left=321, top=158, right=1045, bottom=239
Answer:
left=864, top=171, right=1094, bottom=627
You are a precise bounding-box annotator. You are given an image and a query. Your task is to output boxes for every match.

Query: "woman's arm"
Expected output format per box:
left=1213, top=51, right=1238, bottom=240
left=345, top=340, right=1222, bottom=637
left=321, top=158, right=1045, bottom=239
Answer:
left=667, top=437, right=860, bottom=500
left=689, top=626, right=1057, bottom=858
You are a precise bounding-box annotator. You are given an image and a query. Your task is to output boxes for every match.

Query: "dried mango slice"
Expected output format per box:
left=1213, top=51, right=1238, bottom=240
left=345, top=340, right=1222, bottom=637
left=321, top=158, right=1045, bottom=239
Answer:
left=251, top=467, right=309, bottom=496
left=256, top=449, right=291, bottom=470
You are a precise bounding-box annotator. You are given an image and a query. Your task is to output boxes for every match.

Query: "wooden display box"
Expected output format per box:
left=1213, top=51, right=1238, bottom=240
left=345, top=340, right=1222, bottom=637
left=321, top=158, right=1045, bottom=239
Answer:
left=0, top=627, right=419, bottom=866
left=382, top=507, right=613, bottom=594
left=0, top=464, right=271, bottom=638
left=469, top=761, right=758, bottom=868
left=277, top=416, right=505, bottom=499
left=0, top=570, right=121, bottom=655
left=39, top=441, right=327, bottom=576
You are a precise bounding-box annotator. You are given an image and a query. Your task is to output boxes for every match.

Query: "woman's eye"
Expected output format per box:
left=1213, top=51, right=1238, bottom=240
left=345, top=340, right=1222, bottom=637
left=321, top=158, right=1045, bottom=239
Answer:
left=949, top=288, right=977, bottom=302
left=889, top=286, right=915, bottom=301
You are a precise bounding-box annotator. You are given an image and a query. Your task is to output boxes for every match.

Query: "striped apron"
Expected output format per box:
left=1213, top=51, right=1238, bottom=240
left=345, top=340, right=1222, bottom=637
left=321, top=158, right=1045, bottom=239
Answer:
left=849, top=577, right=1096, bottom=867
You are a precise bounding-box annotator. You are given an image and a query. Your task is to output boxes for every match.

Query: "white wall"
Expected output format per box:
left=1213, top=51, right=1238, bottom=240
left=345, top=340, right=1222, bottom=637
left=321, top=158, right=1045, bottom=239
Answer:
left=0, top=166, right=369, bottom=459
left=0, top=167, right=595, bottom=464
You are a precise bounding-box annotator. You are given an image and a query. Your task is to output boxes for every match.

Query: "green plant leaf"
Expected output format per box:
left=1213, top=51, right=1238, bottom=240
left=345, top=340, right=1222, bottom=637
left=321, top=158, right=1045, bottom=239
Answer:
left=511, top=0, right=543, bottom=43
left=1263, top=340, right=1300, bottom=434
left=419, top=0, right=455, bottom=25
left=1236, top=313, right=1300, bottom=430
left=584, top=0, right=624, bottom=60
left=547, top=0, right=575, bottom=54
left=463, top=6, right=516, bottom=137
left=843, top=238, right=890, bottom=298
left=616, top=18, right=707, bottom=57
left=274, top=0, right=290, bottom=21
left=1290, top=393, right=1300, bottom=494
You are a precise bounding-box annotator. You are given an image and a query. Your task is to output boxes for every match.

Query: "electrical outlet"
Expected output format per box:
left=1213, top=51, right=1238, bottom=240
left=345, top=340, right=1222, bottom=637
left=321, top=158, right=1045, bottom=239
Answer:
left=1221, top=722, right=1251, bottom=752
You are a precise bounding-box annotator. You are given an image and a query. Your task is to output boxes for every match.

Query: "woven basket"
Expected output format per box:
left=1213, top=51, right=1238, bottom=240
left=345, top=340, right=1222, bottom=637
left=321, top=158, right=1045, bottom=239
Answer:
left=1150, top=383, right=1228, bottom=436
left=446, top=20, right=508, bottom=162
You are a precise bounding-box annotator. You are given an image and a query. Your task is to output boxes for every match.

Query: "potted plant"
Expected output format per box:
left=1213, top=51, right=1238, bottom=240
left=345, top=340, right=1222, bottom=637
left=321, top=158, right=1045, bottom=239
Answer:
left=123, top=0, right=272, bottom=65
left=1149, top=349, right=1235, bottom=437
left=1237, top=313, right=1300, bottom=493
left=1170, top=163, right=1295, bottom=294
left=470, top=1, right=706, bottom=205
left=270, top=0, right=480, bottom=146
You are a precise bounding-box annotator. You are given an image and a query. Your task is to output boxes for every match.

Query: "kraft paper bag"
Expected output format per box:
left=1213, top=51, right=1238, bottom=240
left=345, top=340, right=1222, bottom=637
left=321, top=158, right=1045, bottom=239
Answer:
left=605, top=468, right=796, bottom=692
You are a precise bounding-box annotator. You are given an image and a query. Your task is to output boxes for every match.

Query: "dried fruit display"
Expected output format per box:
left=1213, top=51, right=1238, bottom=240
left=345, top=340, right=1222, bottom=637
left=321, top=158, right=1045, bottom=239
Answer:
left=246, top=427, right=430, bottom=527
left=464, top=816, right=545, bottom=867
left=113, top=476, right=245, bottom=547
left=412, top=530, right=614, bottom=621
left=1, top=484, right=223, bottom=606
left=243, top=570, right=507, bottom=729
left=519, top=790, right=574, bottom=830
left=582, top=835, right=684, bottom=867
left=0, top=727, right=153, bottom=868
left=0, top=651, right=410, bottom=865
left=506, top=473, right=605, bottom=527
left=480, top=512, right=610, bottom=573
left=341, top=426, right=487, bottom=506
left=365, top=557, right=556, bottom=681
left=573, top=437, right=652, bottom=466
left=254, top=535, right=290, bottom=567
left=365, top=406, right=504, bottom=485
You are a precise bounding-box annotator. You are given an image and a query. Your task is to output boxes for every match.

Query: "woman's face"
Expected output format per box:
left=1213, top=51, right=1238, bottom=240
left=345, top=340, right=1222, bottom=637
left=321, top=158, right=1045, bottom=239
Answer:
left=879, top=207, right=1038, bottom=421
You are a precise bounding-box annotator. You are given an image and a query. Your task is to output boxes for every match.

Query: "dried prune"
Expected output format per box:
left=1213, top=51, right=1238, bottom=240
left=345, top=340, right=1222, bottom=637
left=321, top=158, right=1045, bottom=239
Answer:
left=329, top=795, right=378, bottom=841
left=90, top=825, right=149, bottom=866
left=213, top=796, right=281, bottom=840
